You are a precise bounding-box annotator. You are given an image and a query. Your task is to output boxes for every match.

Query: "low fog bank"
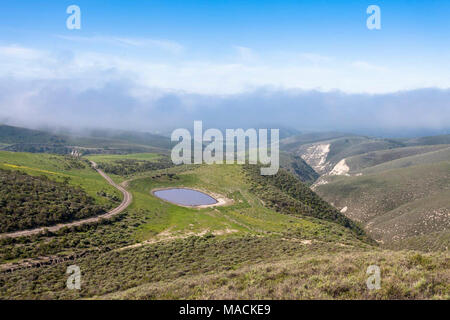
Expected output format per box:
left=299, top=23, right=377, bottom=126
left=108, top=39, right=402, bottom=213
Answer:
left=1, top=78, right=449, bottom=138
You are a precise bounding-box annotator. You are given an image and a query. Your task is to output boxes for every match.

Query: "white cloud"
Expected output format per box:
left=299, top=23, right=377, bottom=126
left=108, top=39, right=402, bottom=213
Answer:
left=299, top=53, right=333, bottom=64
left=351, top=60, right=388, bottom=72
left=0, top=45, right=45, bottom=60
left=233, top=46, right=256, bottom=62
left=0, top=44, right=449, bottom=95
left=1, top=78, right=449, bottom=136
left=56, top=35, right=184, bottom=54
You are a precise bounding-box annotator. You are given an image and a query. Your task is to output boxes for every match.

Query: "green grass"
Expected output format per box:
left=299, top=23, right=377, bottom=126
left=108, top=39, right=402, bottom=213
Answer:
left=384, top=230, right=450, bottom=252
left=279, top=152, right=319, bottom=183
left=127, top=164, right=351, bottom=242
left=0, top=124, right=172, bottom=155
left=368, top=191, right=450, bottom=243
left=282, top=134, right=407, bottom=175
left=86, top=153, right=161, bottom=163
left=85, top=152, right=169, bottom=183
left=0, top=151, right=448, bottom=300
left=404, top=134, right=450, bottom=146
left=0, top=124, right=65, bottom=144
left=1, top=234, right=447, bottom=300
left=0, top=151, right=122, bottom=206
left=315, top=161, right=450, bottom=248
left=345, top=145, right=449, bottom=173
left=280, top=132, right=354, bottom=150
left=0, top=160, right=369, bottom=266
left=99, top=248, right=449, bottom=300
left=361, top=146, right=450, bottom=174
left=128, top=172, right=247, bottom=241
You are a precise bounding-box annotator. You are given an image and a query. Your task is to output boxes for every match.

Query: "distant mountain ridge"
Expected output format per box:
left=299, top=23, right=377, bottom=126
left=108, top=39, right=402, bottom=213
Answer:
left=0, top=124, right=171, bottom=155
left=0, top=124, right=66, bottom=144
left=285, top=132, right=450, bottom=251
left=281, top=131, right=450, bottom=175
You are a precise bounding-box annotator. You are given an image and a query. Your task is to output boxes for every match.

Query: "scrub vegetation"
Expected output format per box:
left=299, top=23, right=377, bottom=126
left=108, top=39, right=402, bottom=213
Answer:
left=0, top=126, right=449, bottom=300
left=0, top=169, right=106, bottom=232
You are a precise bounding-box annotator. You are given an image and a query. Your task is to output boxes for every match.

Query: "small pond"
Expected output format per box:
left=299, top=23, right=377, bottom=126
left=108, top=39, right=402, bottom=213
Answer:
left=153, top=188, right=218, bottom=207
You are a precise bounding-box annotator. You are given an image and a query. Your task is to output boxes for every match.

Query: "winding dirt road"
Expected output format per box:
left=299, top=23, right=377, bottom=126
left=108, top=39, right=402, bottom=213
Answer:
left=0, top=161, right=132, bottom=239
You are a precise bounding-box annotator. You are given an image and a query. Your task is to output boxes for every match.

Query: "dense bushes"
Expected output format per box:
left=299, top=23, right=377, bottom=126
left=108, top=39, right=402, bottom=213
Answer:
left=4, top=144, right=71, bottom=154
left=243, top=165, right=367, bottom=238
left=0, top=235, right=328, bottom=299
left=0, top=169, right=106, bottom=232
left=1, top=233, right=447, bottom=299
left=280, top=153, right=319, bottom=184
left=97, top=157, right=174, bottom=176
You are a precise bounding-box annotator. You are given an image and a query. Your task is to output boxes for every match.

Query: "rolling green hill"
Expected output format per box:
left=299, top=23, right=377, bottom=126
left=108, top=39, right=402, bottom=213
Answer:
left=345, top=145, right=450, bottom=173
left=360, top=146, right=450, bottom=174
left=0, top=124, right=171, bottom=155
left=0, top=169, right=106, bottom=232
left=279, top=152, right=319, bottom=184
left=281, top=133, right=407, bottom=174
left=0, top=125, right=66, bottom=145
left=67, top=129, right=172, bottom=153
left=315, top=161, right=450, bottom=249
left=281, top=132, right=450, bottom=252
left=403, top=134, right=450, bottom=146
left=325, top=138, right=403, bottom=166
left=0, top=152, right=448, bottom=299
left=280, top=132, right=354, bottom=149
left=281, top=132, right=450, bottom=176
left=0, top=151, right=122, bottom=207
left=0, top=125, right=449, bottom=300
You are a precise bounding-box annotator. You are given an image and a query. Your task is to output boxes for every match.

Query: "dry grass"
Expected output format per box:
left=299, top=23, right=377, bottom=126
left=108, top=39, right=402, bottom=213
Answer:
left=99, top=248, right=449, bottom=300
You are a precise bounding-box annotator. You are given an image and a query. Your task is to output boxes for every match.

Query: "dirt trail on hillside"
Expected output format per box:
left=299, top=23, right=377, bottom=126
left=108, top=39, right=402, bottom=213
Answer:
left=0, top=161, right=132, bottom=239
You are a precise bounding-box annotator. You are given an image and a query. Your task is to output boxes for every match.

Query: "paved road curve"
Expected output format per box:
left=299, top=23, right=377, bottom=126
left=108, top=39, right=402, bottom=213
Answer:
left=0, top=161, right=132, bottom=239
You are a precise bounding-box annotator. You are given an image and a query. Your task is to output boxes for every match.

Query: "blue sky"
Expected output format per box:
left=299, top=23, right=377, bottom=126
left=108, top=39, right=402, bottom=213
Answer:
left=0, top=0, right=449, bottom=93
left=1, top=1, right=449, bottom=57
left=0, top=1, right=449, bottom=133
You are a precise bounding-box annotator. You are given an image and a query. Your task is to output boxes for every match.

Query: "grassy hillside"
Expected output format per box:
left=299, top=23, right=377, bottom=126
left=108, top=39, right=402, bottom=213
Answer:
left=88, top=151, right=319, bottom=185
left=315, top=161, right=450, bottom=248
left=0, top=125, right=66, bottom=144
left=0, top=158, right=368, bottom=263
left=282, top=134, right=405, bottom=174
left=281, top=132, right=450, bottom=252
left=0, top=124, right=171, bottom=155
left=3, top=233, right=449, bottom=300
left=0, top=155, right=380, bottom=299
left=281, top=132, right=450, bottom=176
left=0, top=152, right=448, bottom=300
left=86, top=153, right=162, bottom=163
left=0, top=151, right=122, bottom=207
left=280, top=132, right=353, bottom=149
left=403, top=134, right=450, bottom=146
left=383, top=230, right=450, bottom=252
left=243, top=165, right=367, bottom=240
left=0, top=169, right=106, bottom=232
left=326, top=138, right=393, bottom=161
left=345, top=145, right=449, bottom=173
left=279, top=152, right=319, bottom=184
left=99, top=248, right=449, bottom=300
left=64, top=134, right=171, bottom=155
left=360, top=146, right=450, bottom=174
left=78, top=129, right=171, bottom=150
left=89, top=155, right=173, bottom=178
